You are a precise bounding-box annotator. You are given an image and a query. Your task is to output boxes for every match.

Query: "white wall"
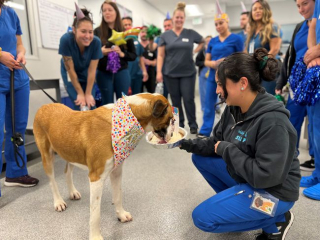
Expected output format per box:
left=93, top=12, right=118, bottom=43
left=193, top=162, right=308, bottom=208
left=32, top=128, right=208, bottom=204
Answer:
left=79, top=0, right=165, bottom=30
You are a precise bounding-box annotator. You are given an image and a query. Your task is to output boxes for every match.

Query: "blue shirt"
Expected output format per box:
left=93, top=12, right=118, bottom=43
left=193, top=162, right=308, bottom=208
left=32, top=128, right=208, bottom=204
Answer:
left=128, top=39, right=143, bottom=78
left=313, top=0, right=320, bottom=44
left=59, top=32, right=103, bottom=82
left=247, top=23, right=283, bottom=58
left=0, top=6, right=29, bottom=90
left=237, top=30, right=247, bottom=43
left=206, top=33, right=244, bottom=82
left=294, top=21, right=309, bottom=60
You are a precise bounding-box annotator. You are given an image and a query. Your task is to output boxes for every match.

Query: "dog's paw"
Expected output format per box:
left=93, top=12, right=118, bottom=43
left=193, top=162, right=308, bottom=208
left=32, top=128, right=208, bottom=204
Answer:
left=54, top=200, right=67, bottom=212
left=117, top=211, right=133, bottom=223
left=70, top=190, right=81, bottom=200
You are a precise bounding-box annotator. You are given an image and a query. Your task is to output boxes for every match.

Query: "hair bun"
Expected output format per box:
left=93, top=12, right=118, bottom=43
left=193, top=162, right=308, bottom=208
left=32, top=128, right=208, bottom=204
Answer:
left=176, top=2, right=186, bottom=10
left=253, top=48, right=279, bottom=82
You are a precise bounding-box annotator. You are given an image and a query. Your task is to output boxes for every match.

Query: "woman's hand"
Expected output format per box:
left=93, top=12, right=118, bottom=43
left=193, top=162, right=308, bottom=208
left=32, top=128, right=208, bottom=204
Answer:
left=142, top=71, right=148, bottom=82
left=112, top=46, right=125, bottom=58
left=74, top=93, right=86, bottom=107
left=0, top=51, right=20, bottom=71
left=101, top=46, right=112, bottom=56
left=16, top=52, right=26, bottom=66
left=156, top=72, right=163, bottom=83
left=85, top=94, right=96, bottom=109
left=275, top=89, right=282, bottom=95
left=307, top=57, right=320, bottom=68
left=304, top=45, right=320, bottom=65
left=214, top=141, right=221, bottom=153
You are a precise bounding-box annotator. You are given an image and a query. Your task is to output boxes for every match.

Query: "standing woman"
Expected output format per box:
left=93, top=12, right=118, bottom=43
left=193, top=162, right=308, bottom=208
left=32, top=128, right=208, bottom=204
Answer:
left=245, top=0, right=282, bottom=95
left=94, top=1, right=136, bottom=104
left=59, top=5, right=103, bottom=111
left=276, top=0, right=315, bottom=171
left=157, top=2, right=204, bottom=134
left=0, top=0, right=39, bottom=193
left=179, top=49, right=300, bottom=239
left=197, top=2, right=244, bottom=138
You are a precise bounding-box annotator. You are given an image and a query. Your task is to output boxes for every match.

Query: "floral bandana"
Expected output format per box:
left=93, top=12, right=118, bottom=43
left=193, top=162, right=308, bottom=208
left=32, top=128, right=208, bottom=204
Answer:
left=112, top=96, right=145, bottom=168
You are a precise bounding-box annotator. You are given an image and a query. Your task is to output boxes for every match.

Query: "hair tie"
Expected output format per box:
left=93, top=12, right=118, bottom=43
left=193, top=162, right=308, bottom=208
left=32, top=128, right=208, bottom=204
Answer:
left=259, top=56, right=268, bottom=70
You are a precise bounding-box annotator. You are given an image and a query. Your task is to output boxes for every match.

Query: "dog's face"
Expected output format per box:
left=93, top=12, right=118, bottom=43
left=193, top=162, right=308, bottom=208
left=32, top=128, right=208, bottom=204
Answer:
left=150, top=98, right=174, bottom=142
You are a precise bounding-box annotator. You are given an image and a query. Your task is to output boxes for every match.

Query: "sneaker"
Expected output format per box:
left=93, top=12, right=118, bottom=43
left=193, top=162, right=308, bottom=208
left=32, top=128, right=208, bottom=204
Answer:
left=196, top=133, right=208, bottom=139
left=300, top=175, right=319, bottom=188
left=255, top=211, right=294, bottom=240
left=303, top=183, right=320, bottom=200
left=300, top=158, right=315, bottom=172
left=190, top=127, right=198, bottom=135
left=4, top=175, right=39, bottom=188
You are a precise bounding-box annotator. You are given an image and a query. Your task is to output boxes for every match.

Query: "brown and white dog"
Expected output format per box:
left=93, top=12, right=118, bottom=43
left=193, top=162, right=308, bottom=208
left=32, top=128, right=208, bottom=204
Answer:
left=33, top=93, right=173, bottom=240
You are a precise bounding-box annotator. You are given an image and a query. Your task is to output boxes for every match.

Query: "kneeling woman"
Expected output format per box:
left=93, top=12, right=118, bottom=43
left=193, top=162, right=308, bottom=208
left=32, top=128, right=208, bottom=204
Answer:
left=179, top=48, right=300, bottom=240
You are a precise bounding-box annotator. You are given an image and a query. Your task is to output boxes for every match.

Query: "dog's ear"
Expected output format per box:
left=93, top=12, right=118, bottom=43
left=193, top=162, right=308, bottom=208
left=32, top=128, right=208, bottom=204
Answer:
left=152, top=100, right=168, bottom=118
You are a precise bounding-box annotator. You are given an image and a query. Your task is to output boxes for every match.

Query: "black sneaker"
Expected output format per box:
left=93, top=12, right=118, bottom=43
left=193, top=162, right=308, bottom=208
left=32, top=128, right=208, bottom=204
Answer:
left=300, top=158, right=315, bottom=172
left=196, top=133, right=207, bottom=139
left=4, top=175, right=39, bottom=187
left=255, top=211, right=294, bottom=240
left=190, top=127, right=198, bottom=134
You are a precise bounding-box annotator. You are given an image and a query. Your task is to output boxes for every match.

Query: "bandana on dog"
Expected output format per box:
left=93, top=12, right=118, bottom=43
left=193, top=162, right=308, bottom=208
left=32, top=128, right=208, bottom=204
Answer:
left=112, top=96, right=145, bottom=168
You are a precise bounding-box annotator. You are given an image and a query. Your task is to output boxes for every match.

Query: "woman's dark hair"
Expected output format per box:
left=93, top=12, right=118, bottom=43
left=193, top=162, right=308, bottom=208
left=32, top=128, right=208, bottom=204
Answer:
left=0, top=0, right=8, bottom=8
left=217, top=48, right=279, bottom=101
left=72, top=8, right=93, bottom=29
left=98, top=1, right=123, bottom=45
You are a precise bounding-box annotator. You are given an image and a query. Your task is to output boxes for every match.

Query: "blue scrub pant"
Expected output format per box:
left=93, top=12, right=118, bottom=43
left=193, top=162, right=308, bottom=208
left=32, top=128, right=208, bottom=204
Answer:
left=191, top=154, right=295, bottom=234
left=286, top=95, right=314, bottom=156
left=61, top=68, right=95, bottom=111
left=96, top=69, right=130, bottom=105
left=130, top=75, right=142, bottom=95
left=199, top=80, right=218, bottom=136
left=199, top=67, right=208, bottom=112
left=163, top=74, right=197, bottom=129
left=308, top=101, right=320, bottom=180
left=0, top=83, right=30, bottom=193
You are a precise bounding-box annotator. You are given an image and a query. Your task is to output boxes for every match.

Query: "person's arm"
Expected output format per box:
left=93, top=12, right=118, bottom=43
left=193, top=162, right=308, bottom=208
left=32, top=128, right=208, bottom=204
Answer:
left=216, top=123, right=296, bottom=189
left=139, top=56, right=148, bottom=81
left=15, top=35, right=26, bottom=67
left=308, top=18, right=317, bottom=48
left=193, top=42, right=204, bottom=55
left=304, top=18, right=320, bottom=65
left=85, top=59, right=99, bottom=108
left=204, top=53, right=222, bottom=70
left=268, top=37, right=282, bottom=58
left=62, top=56, right=85, bottom=106
left=121, top=39, right=137, bottom=61
left=156, top=46, right=165, bottom=83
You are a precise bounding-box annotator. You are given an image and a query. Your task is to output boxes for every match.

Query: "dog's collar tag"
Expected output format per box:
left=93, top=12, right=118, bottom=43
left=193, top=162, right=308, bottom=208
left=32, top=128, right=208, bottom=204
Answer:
left=112, top=97, right=145, bottom=168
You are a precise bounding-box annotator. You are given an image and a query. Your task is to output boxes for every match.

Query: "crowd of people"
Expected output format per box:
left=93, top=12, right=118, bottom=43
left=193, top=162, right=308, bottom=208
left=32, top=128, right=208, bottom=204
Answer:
left=1, top=0, right=320, bottom=239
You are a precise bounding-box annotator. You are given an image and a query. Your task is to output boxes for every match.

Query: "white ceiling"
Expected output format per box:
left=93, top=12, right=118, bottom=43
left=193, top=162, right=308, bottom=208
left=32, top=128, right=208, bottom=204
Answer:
left=145, top=0, right=290, bottom=18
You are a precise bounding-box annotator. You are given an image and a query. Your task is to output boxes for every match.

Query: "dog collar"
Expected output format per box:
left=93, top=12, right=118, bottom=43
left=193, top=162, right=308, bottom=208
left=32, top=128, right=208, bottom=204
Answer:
left=112, top=97, right=145, bottom=168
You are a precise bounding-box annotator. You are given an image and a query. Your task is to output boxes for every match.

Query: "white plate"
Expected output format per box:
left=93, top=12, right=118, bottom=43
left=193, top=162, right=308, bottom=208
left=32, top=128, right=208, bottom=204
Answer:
left=146, top=127, right=188, bottom=149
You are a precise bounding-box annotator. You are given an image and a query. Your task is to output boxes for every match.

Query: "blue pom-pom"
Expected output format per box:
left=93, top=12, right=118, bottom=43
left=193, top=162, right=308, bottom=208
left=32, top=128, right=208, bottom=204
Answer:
left=288, top=58, right=307, bottom=93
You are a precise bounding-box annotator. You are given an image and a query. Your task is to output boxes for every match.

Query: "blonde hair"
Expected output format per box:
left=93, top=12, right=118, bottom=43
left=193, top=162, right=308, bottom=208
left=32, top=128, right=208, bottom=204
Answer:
left=245, top=0, right=280, bottom=50
left=173, top=2, right=186, bottom=16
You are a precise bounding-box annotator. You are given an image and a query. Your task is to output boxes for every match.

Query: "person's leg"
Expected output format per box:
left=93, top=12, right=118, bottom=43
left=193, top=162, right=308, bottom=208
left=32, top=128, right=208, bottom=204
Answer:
left=114, top=69, right=130, bottom=100
left=192, top=154, right=237, bottom=193
left=4, top=84, right=29, bottom=178
left=96, top=70, right=114, bottom=104
left=286, top=95, right=307, bottom=151
left=192, top=183, right=294, bottom=234
left=199, top=80, right=218, bottom=136
left=61, top=66, right=78, bottom=110
left=199, top=68, right=207, bottom=112
left=131, top=75, right=143, bottom=95
left=145, top=67, right=156, bottom=93
left=180, top=74, right=197, bottom=129
left=164, top=75, right=184, bottom=127
left=0, top=91, right=6, bottom=181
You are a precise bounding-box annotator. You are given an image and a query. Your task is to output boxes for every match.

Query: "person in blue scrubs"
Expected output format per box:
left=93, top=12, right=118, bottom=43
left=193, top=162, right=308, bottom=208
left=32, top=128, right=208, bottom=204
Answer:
left=59, top=7, right=103, bottom=111
left=197, top=11, right=244, bottom=138
left=180, top=49, right=300, bottom=240
left=122, top=17, right=148, bottom=95
left=245, top=0, right=283, bottom=95
left=301, top=0, right=320, bottom=201
left=0, top=1, right=39, bottom=195
left=276, top=0, right=315, bottom=171
left=94, top=2, right=136, bottom=104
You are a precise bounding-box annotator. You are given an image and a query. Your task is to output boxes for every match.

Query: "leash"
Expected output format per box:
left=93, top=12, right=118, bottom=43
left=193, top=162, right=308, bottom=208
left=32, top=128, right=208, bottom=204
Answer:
left=10, top=70, right=25, bottom=169
left=19, top=62, right=58, bottom=103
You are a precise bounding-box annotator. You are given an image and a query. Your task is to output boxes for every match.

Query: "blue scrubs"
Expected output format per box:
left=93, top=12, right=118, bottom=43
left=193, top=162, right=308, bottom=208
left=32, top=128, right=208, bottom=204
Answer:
left=59, top=32, right=103, bottom=110
left=237, top=30, right=247, bottom=43
left=247, top=24, right=283, bottom=94
left=128, top=39, right=143, bottom=95
left=287, top=21, right=313, bottom=155
left=199, top=34, right=244, bottom=136
left=0, top=7, right=30, bottom=196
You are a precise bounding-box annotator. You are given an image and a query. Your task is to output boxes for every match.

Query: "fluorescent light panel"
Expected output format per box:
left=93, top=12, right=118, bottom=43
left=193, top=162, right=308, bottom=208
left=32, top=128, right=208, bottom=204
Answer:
left=4, top=2, right=25, bottom=11
left=185, top=4, right=203, bottom=17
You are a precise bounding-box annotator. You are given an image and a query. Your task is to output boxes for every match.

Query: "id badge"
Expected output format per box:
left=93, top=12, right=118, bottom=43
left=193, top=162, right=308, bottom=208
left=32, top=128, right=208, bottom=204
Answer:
left=249, top=40, right=255, bottom=54
left=182, top=38, right=189, bottom=42
left=250, top=191, right=279, bottom=217
left=148, top=52, right=154, bottom=57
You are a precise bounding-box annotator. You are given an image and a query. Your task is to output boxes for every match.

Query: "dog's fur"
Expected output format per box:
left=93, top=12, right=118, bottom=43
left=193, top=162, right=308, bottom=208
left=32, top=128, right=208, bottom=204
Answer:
left=33, top=93, right=173, bottom=240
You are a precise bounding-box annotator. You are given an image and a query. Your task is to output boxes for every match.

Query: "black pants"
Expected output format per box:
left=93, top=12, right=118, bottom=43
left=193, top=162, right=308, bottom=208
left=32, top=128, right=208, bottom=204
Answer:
left=142, top=66, right=156, bottom=93
left=163, top=74, right=197, bottom=129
